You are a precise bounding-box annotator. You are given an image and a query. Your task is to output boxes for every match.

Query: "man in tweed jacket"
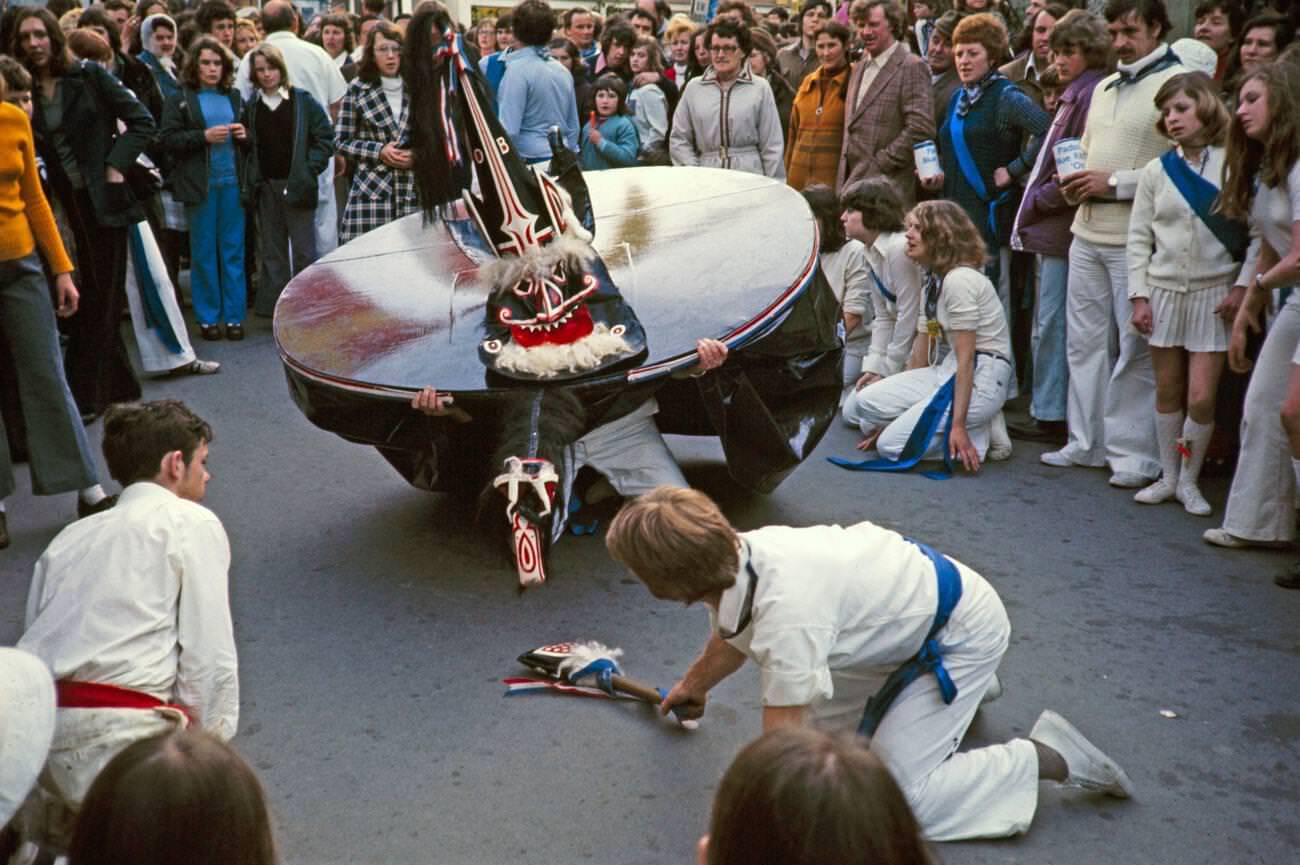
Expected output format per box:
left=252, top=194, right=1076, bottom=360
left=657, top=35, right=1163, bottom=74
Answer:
left=837, top=0, right=933, bottom=205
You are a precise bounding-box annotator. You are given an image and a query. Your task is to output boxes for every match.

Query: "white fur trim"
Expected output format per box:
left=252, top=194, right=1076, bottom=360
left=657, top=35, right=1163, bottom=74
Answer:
left=494, top=322, right=632, bottom=378
left=477, top=235, right=596, bottom=292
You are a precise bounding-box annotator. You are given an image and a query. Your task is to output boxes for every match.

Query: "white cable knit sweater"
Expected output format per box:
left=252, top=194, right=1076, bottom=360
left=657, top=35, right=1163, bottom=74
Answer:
left=1071, top=46, right=1185, bottom=247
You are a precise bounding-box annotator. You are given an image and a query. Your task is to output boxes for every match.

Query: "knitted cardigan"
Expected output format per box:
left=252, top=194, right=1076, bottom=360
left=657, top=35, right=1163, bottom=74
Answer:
left=938, top=76, right=1050, bottom=248
left=0, top=103, right=73, bottom=272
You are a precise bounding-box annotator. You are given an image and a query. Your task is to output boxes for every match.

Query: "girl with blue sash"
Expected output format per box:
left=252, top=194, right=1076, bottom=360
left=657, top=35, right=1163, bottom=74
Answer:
left=1127, top=72, right=1243, bottom=517
left=841, top=201, right=1013, bottom=474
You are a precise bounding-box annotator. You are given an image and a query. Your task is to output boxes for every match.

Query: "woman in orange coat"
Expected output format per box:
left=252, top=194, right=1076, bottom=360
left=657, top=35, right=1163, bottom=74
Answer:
left=785, top=20, right=852, bottom=190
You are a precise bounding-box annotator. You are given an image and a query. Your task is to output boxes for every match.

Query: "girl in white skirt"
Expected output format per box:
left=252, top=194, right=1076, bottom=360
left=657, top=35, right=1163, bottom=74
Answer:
left=1204, top=62, right=1300, bottom=568
left=1127, top=72, right=1242, bottom=516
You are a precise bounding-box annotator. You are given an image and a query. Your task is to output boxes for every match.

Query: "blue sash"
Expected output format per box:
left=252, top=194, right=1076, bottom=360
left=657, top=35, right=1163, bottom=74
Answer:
left=128, top=223, right=183, bottom=355
left=858, top=539, right=963, bottom=737
left=1159, top=150, right=1248, bottom=261
left=869, top=266, right=896, bottom=304
left=828, top=374, right=955, bottom=479
left=948, top=80, right=1014, bottom=243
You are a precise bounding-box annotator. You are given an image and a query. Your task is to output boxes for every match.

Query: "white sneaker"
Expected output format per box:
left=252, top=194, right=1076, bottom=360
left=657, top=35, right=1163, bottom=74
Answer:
left=1134, top=478, right=1177, bottom=504
left=1030, top=710, right=1134, bottom=798
left=1040, top=448, right=1074, bottom=468
left=988, top=412, right=1013, bottom=461
left=1109, top=471, right=1152, bottom=489
left=1177, top=482, right=1212, bottom=517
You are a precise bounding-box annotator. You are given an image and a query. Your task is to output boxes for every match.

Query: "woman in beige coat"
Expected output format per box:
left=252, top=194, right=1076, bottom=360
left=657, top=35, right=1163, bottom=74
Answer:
left=668, top=19, right=785, bottom=179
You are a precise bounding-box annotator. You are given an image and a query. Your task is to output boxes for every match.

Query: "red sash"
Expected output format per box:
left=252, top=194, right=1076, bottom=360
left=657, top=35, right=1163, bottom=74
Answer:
left=56, top=680, right=193, bottom=724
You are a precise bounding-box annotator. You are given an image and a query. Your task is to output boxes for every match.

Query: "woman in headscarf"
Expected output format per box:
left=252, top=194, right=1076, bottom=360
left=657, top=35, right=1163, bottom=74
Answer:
left=137, top=13, right=187, bottom=288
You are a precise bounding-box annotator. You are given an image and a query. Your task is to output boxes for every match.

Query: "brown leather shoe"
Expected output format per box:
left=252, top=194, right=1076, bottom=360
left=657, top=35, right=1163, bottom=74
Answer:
left=0, top=511, right=9, bottom=549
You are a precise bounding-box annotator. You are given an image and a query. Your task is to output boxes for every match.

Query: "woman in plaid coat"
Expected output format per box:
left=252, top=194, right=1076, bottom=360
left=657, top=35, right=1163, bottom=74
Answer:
left=335, top=22, right=417, bottom=244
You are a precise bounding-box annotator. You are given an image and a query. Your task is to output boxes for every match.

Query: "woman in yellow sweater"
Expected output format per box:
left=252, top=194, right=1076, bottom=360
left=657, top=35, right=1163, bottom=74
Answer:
left=0, top=77, right=112, bottom=549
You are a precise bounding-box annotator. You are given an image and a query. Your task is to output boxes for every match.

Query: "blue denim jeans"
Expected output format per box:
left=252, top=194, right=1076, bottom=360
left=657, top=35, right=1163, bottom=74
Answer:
left=187, top=178, right=246, bottom=326
left=1030, top=255, right=1068, bottom=422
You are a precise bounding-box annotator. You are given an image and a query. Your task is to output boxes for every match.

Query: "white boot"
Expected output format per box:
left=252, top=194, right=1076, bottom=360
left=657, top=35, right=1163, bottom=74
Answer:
left=1135, top=410, right=1183, bottom=505
left=1176, top=418, right=1214, bottom=516
left=988, top=411, right=1013, bottom=461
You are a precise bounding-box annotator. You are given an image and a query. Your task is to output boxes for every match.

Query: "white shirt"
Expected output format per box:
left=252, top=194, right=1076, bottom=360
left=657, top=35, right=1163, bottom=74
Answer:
left=917, top=266, right=1013, bottom=359
left=237, top=30, right=347, bottom=110
left=712, top=522, right=1000, bottom=708
left=854, top=39, right=901, bottom=111
left=863, top=230, right=922, bottom=377
left=18, top=483, right=239, bottom=740
left=258, top=86, right=289, bottom=110
left=1252, top=158, right=1300, bottom=264
left=820, top=240, right=871, bottom=351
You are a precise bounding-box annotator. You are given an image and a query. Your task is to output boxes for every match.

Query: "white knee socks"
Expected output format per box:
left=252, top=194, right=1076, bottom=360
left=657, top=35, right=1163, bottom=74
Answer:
left=1177, top=417, right=1214, bottom=516
left=1136, top=411, right=1184, bottom=504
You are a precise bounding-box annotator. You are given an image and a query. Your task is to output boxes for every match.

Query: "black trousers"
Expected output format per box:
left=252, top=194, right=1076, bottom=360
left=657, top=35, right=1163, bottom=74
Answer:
left=59, top=186, right=140, bottom=417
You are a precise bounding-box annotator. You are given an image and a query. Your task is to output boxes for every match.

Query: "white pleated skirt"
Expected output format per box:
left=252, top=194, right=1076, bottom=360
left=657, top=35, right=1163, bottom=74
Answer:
left=1148, top=281, right=1230, bottom=352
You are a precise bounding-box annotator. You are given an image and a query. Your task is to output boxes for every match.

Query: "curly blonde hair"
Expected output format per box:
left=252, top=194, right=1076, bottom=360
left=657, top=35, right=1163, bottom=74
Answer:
left=906, top=201, right=987, bottom=273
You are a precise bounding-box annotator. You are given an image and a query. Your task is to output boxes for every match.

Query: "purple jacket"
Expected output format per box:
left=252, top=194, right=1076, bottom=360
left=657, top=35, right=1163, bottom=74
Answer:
left=1013, top=69, right=1105, bottom=257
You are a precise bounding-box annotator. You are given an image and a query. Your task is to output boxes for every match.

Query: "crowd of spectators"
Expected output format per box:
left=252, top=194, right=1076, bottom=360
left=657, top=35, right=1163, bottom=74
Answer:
left=2, top=0, right=1300, bottom=859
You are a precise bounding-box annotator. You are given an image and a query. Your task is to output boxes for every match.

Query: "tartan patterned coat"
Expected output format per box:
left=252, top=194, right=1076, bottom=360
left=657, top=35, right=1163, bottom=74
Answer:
left=335, top=77, right=418, bottom=243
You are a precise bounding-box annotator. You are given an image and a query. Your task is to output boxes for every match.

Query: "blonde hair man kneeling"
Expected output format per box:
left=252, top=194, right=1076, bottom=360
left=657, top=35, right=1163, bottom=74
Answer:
left=607, top=486, right=1134, bottom=842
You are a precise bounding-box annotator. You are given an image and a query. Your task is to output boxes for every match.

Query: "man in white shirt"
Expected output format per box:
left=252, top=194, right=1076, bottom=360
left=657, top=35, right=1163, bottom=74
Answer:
left=236, top=0, right=347, bottom=256
left=15, top=400, right=237, bottom=854
left=608, top=487, right=1134, bottom=842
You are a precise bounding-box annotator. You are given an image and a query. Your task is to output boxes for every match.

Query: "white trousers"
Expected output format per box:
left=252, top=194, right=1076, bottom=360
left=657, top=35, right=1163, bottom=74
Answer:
left=842, top=352, right=1011, bottom=461
left=807, top=561, right=1039, bottom=841
left=16, top=708, right=181, bottom=852
left=1222, top=294, right=1300, bottom=542
left=124, top=222, right=196, bottom=373
left=1061, top=238, right=1160, bottom=477
left=569, top=399, right=686, bottom=497
left=314, top=166, right=339, bottom=257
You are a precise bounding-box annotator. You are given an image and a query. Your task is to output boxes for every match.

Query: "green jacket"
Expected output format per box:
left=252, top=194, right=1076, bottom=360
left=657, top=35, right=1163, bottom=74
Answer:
left=240, top=87, right=335, bottom=209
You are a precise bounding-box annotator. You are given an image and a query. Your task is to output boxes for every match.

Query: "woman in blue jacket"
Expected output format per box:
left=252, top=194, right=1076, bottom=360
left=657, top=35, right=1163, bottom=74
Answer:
left=242, top=43, right=335, bottom=317
left=159, top=36, right=246, bottom=341
left=580, top=74, right=640, bottom=171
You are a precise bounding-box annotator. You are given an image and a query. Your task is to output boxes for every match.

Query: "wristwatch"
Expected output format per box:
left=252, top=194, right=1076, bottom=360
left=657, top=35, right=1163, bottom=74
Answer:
left=1254, top=273, right=1267, bottom=293
left=1106, top=173, right=1119, bottom=191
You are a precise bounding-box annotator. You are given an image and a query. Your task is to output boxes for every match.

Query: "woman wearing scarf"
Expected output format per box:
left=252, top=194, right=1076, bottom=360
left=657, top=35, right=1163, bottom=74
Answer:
left=138, top=13, right=187, bottom=290
left=921, top=14, right=1049, bottom=326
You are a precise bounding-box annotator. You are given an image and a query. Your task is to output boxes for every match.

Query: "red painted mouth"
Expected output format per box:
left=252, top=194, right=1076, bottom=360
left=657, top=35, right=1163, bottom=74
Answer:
left=509, top=304, right=595, bottom=348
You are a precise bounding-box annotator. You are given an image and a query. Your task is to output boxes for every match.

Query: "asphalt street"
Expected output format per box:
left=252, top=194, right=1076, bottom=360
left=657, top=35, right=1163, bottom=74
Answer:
left=2, top=318, right=1297, bottom=865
